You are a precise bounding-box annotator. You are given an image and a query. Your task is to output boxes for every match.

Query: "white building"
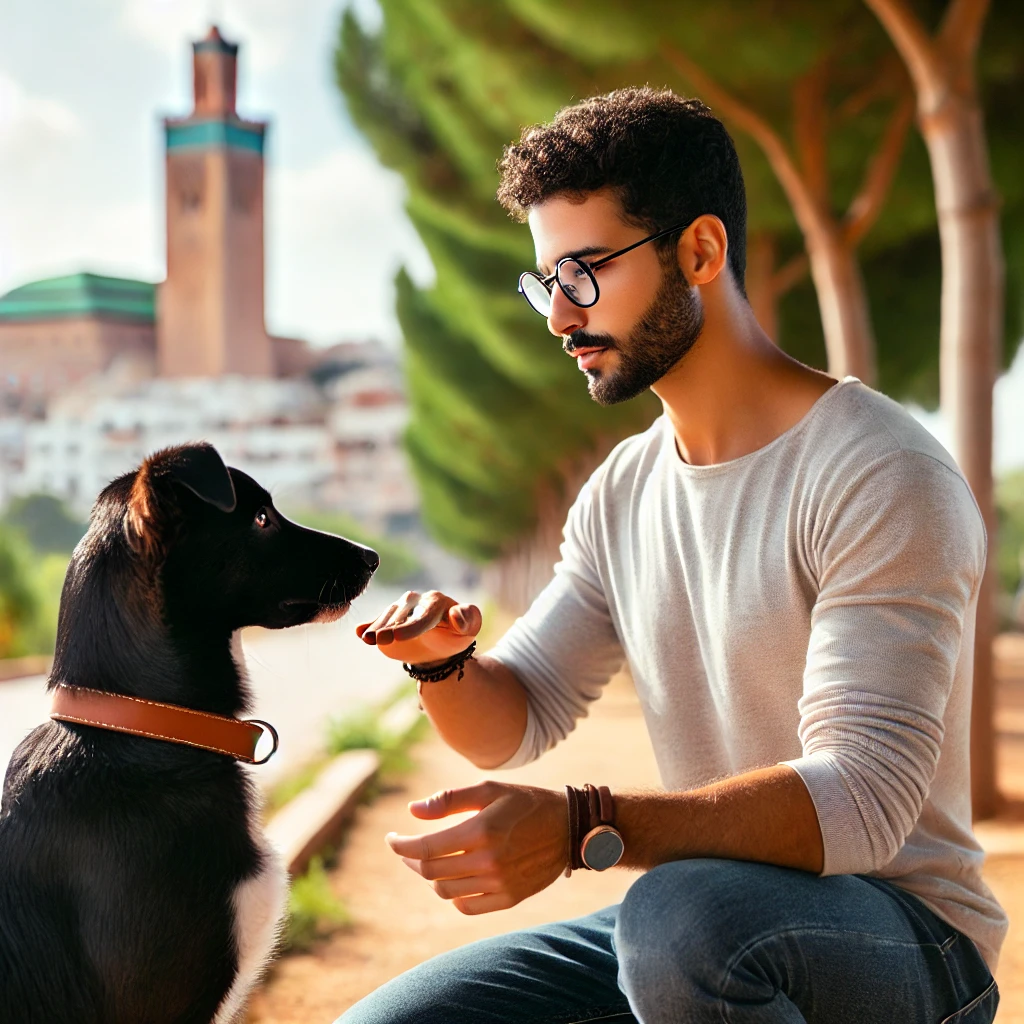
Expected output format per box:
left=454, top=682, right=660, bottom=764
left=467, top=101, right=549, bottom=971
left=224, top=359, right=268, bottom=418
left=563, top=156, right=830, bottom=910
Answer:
left=5, top=350, right=420, bottom=533
left=0, top=418, right=27, bottom=509
left=321, top=363, right=418, bottom=529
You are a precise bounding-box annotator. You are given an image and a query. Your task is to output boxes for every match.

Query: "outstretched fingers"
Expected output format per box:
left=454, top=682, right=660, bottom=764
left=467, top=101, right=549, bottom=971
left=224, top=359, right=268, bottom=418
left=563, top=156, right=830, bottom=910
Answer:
left=357, top=601, right=400, bottom=644
left=408, top=782, right=501, bottom=820
left=400, top=848, right=496, bottom=883
left=386, top=591, right=451, bottom=644
left=386, top=816, right=486, bottom=861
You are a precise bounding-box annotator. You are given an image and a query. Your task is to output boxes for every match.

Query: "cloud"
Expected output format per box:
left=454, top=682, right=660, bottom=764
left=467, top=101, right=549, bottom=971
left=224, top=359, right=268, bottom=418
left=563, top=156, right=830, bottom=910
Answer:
left=266, top=145, right=433, bottom=345
left=0, top=71, right=82, bottom=163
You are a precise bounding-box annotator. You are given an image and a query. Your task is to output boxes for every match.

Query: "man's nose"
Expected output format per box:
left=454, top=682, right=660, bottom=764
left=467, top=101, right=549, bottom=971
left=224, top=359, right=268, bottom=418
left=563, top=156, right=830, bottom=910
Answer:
left=547, top=285, right=586, bottom=338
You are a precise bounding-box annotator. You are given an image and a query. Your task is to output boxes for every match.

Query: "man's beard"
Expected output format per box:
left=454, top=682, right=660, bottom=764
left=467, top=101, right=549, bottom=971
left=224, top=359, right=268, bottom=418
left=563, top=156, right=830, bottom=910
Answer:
left=564, top=261, right=705, bottom=406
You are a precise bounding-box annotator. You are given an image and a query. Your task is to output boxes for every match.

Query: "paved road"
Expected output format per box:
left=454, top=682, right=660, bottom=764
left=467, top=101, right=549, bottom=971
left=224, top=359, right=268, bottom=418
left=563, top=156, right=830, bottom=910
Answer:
left=0, top=583, right=418, bottom=801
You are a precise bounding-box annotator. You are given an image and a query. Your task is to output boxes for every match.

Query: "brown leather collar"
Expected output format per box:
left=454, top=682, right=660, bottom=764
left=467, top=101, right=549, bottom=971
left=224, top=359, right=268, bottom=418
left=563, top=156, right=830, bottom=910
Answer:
left=50, top=685, right=279, bottom=764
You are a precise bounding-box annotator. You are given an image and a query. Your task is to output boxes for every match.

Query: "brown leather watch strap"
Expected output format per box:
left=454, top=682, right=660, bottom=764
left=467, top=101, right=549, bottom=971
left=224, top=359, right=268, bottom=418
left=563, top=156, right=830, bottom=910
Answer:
left=50, top=685, right=278, bottom=764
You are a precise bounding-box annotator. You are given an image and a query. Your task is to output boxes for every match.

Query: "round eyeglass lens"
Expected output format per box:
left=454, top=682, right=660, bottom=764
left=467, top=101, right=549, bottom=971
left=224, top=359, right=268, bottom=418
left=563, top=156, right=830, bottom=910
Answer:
left=556, top=259, right=598, bottom=307
left=520, top=274, right=553, bottom=316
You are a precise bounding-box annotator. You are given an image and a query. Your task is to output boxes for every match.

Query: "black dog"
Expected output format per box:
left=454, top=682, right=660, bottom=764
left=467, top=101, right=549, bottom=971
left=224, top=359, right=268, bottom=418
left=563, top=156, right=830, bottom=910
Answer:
left=0, top=443, right=378, bottom=1023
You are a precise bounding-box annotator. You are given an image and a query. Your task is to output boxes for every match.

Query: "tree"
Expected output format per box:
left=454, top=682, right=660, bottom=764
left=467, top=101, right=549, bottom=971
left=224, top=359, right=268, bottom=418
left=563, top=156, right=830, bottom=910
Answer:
left=0, top=525, right=42, bottom=659
left=1, top=493, right=86, bottom=554
left=335, top=0, right=1022, bottom=613
left=337, top=5, right=659, bottom=607
left=662, top=46, right=913, bottom=385
left=862, top=0, right=1007, bottom=818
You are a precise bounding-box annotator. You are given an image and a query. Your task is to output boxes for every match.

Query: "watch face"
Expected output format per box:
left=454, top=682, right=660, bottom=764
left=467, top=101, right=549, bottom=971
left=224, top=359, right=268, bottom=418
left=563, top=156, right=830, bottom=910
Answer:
left=581, top=827, right=624, bottom=871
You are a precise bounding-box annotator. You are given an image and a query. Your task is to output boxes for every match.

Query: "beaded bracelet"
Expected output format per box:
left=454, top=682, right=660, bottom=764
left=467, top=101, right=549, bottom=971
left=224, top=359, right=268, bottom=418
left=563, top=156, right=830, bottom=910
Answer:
left=402, top=641, right=477, bottom=683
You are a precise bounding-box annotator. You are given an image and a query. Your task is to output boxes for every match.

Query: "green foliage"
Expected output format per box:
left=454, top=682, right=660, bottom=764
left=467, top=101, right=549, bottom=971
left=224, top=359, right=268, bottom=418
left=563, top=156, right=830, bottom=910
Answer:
left=0, top=526, right=41, bottom=658
left=336, top=0, right=1024, bottom=559
left=326, top=698, right=429, bottom=777
left=280, top=507, right=422, bottom=584
left=0, top=493, right=80, bottom=658
left=1, top=494, right=86, bottom=554
left=279, top=691, right=431, bottom=954
left=282, top=856, right=351, bottom=953
left=997, top=470, right=1024, bottom=600
left=0, top=524, right=67, bottom=658
left=263, top=756, right=331, bottom=818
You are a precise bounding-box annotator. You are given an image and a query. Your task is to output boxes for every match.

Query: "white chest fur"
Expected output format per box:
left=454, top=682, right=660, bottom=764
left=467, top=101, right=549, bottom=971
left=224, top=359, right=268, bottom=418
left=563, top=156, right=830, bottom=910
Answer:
left=214, top=633, right=289, bottom=1024
left=212, top=804, right=288, bottom=1024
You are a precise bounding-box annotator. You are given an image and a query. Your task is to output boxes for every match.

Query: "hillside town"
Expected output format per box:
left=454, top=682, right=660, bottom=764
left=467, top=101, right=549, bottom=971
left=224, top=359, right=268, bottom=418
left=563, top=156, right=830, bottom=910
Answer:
left=0, top=27, right=417, bottom=536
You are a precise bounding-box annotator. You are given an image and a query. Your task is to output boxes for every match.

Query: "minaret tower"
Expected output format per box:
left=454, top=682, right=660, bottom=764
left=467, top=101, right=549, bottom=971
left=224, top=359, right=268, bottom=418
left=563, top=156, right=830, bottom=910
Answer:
left=158, top=26, right=273, bottom=377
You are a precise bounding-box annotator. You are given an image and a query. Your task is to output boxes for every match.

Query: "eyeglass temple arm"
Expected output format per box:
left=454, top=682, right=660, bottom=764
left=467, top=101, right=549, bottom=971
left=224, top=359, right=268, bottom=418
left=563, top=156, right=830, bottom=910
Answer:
left=530, top=220, right=693, bottom=287
left=588, top=221, right=693, bottom=271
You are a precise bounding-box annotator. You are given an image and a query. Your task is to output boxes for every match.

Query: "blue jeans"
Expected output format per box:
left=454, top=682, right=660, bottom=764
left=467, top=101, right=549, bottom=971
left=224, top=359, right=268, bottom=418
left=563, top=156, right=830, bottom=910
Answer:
left=336, top=859, right=998, bottom=1023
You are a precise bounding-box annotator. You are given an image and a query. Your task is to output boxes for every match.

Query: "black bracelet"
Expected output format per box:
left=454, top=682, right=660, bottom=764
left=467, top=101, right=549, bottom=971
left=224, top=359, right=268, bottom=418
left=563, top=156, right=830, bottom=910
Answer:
left=402, top=641, right=477, bottom=683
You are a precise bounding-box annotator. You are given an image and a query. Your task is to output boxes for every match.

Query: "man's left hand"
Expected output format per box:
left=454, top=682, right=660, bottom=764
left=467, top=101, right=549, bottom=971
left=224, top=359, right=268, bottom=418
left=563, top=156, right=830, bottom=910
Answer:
left=386, top=781, right=569, bottom=915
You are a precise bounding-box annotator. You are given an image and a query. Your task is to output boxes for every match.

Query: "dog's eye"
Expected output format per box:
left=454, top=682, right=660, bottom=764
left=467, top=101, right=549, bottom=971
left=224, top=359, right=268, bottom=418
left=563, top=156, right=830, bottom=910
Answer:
left=254, top=509, right=270, bottom=529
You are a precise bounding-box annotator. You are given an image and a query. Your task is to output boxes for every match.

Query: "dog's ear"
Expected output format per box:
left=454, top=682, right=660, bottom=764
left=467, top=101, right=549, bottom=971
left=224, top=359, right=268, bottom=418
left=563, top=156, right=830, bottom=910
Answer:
left=167, top=445, right=237, bottom=513
left=124, top=444, right=235, bottom=559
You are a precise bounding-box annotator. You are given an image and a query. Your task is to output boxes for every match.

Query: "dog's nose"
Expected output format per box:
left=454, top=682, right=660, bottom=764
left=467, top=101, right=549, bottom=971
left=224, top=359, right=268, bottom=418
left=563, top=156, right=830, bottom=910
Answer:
left=361, top=547, right=380, bottom=572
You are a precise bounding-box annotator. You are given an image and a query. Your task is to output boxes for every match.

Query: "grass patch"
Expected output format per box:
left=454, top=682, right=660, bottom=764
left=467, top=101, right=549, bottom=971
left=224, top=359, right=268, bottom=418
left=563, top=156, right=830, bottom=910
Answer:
left=272, top=691, right=432, bottom=956
left=326, top=698, right=430, bottom=778
left=263, top=755, right=331, bottom=818
left=282, top=855, right=351, bottom=953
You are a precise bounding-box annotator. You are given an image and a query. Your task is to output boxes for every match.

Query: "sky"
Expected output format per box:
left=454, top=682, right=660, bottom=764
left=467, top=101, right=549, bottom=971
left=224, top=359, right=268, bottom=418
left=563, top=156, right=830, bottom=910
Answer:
left=0, top=0, right=432, bottom=349
left=0, top=0, right=1021, bottom=471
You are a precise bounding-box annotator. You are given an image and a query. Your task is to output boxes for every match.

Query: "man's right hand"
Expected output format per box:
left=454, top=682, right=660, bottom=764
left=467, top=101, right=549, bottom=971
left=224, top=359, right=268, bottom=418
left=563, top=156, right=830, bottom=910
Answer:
left=356, top=590, right=482, bottom=666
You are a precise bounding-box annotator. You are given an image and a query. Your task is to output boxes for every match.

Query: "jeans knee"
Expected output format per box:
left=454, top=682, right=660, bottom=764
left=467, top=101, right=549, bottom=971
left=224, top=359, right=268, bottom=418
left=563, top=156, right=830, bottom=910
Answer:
left=615, top=859, right=729, bottom=1005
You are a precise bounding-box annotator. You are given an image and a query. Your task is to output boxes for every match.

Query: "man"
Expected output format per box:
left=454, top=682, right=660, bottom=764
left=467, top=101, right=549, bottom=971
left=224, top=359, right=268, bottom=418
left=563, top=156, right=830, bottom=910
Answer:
left=338, top=89, right=1005, bottom=1023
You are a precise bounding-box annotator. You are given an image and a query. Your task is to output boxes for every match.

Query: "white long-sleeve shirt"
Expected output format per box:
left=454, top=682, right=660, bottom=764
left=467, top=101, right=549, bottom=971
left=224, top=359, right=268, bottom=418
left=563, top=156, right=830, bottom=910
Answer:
left=490, top=377, right=1008, bottom=969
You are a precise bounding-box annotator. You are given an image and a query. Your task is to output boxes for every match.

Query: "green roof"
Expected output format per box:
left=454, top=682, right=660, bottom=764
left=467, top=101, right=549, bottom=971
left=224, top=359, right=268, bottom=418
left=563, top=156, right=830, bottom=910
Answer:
left=0, top=273, right=155, bottom=323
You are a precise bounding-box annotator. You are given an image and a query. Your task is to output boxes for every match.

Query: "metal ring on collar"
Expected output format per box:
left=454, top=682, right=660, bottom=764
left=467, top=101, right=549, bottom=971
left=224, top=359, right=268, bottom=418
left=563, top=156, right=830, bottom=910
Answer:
left=247, top=719, right=280, bottom=765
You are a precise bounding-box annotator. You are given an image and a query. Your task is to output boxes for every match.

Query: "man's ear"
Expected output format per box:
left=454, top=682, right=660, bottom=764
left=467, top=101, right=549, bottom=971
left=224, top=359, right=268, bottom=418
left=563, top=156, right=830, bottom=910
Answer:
left=168, top=444, right=237, bottom=513
left=677, top=214, right=728, bottom=286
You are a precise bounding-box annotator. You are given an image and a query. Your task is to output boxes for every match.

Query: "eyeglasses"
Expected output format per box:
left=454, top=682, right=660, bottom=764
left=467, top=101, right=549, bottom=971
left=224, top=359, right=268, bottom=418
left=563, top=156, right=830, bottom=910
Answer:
left=517, top=221, right=693, bottom=317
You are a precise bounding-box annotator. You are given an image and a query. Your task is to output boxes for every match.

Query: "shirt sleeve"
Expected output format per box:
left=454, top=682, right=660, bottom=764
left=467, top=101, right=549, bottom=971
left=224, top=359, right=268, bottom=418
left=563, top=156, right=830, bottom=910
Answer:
left=782, top=448, right=986, bottom=875
left=487, top=476, right=626, bottom=769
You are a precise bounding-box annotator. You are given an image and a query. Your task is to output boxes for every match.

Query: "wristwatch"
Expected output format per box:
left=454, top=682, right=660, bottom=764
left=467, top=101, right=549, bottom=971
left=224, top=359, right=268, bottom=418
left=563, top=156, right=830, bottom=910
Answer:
left=580, top=785, right=624, bottom=871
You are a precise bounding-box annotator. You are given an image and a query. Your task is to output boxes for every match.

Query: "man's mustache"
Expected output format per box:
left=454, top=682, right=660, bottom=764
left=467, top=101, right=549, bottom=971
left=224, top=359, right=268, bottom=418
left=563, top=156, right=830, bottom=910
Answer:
left=562, top=332, right=618, bottom=356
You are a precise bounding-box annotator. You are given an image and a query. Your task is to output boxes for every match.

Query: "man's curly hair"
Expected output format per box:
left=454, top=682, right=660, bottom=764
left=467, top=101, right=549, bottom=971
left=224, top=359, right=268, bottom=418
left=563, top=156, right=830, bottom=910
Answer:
left=497, top=87, right=747, bottom=291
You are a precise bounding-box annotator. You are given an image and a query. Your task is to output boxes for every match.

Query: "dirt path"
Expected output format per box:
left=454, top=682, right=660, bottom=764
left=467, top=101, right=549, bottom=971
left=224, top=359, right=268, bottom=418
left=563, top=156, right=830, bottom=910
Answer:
left=250, top=649, right=1024, bottom=1024
left=248, top=672, right=660, bottom=1023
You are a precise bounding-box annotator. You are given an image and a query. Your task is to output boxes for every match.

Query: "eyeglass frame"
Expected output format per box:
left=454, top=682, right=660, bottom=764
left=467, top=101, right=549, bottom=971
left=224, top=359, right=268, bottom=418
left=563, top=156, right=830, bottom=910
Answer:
left=517, top=220, right=694, bottom=316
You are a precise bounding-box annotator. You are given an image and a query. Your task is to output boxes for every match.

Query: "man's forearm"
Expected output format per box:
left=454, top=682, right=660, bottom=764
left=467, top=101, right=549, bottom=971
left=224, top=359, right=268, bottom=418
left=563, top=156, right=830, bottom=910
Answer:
left=615, top=764, right=824, bottom=874
left=417, top=653, right=529, bottom=769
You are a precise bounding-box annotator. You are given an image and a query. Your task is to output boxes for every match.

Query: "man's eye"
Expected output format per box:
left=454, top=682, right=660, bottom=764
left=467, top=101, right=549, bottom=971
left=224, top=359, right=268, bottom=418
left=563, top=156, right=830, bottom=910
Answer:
left=255, top=509, right=269, bottom=529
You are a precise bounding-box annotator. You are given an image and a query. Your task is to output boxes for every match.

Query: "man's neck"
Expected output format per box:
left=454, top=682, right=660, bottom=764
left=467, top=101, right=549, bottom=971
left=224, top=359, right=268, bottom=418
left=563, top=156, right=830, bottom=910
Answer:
left=653, top=297, right=837, bottom=467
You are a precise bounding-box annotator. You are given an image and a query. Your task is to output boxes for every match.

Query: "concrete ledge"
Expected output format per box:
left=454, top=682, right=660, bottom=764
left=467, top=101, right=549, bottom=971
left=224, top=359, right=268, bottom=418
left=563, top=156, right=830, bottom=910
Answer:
left=267, top=749, right=380, bottom=876
left=264, top=695, right=425, bottom=877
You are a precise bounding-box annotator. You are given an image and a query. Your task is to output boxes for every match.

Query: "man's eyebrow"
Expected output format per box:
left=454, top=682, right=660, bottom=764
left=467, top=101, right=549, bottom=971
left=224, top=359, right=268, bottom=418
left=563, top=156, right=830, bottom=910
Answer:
left=536, top=244, right=612, bottom=276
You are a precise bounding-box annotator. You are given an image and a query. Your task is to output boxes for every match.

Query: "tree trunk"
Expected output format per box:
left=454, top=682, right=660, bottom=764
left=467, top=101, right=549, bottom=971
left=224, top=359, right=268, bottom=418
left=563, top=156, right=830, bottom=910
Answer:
left=922, top=99, right=1003, bottom=819
left=863, top=0, right=1001, bottom=818
left=806, top=227, right=879, bottom=382
left=661, top=45, right=914, bottom=391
